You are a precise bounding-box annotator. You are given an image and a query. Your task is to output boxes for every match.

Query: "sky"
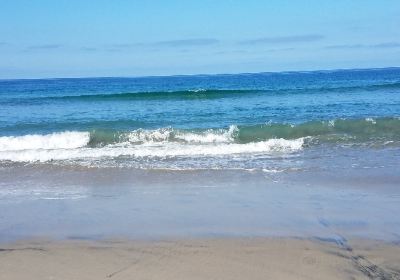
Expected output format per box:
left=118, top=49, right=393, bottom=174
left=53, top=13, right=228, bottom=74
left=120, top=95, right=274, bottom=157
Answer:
left=0, top=0, right=400, bottom=78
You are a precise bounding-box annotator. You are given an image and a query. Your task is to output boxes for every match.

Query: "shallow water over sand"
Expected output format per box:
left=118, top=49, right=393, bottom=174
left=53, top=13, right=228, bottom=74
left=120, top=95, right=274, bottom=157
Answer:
left=0, top=147, right=399, bottom=242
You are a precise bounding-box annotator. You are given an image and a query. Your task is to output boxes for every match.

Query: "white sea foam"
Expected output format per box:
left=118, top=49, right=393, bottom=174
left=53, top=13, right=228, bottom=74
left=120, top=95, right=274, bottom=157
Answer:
left=125, top=126, right=237, bottom=144
left=188, top=88, right=207, bottom=92
left=0, top=131, right=90, bottom=151
left=0, top=133, right=304, bottom=163
left=175, top=125, right=237, bottom=143
left=365, top=117, right=376, bottom=124
left=127, top=128, right=173, bottom=143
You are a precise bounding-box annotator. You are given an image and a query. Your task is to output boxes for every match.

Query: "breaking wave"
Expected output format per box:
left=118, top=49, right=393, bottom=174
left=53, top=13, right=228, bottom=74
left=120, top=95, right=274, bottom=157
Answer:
left=0, top=136, right=304, bottom=163
left=0, top=117, right=399, bottom=163
left=0, top=131, right=90, bottom=151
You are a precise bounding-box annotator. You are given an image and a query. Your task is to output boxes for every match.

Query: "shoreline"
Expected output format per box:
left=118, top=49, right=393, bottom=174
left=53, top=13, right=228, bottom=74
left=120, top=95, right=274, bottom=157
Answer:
left=1, top=237, right=399, bottom=279
left=1, top=165, right=400, bottom=243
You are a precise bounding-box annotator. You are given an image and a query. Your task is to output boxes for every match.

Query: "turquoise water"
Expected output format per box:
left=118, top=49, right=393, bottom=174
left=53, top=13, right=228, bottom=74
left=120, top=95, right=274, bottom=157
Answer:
left=0, top=67, right=400, bottom=169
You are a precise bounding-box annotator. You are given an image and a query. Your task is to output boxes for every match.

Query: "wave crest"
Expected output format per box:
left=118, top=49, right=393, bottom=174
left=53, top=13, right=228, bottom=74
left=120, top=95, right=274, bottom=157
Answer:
left=1, top=117, right=399, bottom=163
left=0, top=131, right=90, bottom=151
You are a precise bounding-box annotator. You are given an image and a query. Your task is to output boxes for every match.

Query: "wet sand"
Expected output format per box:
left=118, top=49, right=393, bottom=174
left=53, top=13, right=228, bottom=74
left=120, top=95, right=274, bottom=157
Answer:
left=1, top=165, right=399, bottom=279
left=1, top=238, right=400, bottom=280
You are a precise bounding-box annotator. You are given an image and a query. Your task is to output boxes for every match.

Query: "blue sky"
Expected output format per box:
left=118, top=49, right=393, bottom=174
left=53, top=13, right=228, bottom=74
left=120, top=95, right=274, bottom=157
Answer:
left=1, top=0, right=399, bottom=78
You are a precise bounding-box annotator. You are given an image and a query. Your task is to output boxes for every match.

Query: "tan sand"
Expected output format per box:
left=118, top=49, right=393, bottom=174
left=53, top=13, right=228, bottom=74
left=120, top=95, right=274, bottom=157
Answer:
left=0, top=238, right=399, bottom=280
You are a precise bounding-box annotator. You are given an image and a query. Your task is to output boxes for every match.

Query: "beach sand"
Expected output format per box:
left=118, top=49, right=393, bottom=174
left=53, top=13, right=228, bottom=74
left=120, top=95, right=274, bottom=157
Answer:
left=1, top=238, right=399, bottom=280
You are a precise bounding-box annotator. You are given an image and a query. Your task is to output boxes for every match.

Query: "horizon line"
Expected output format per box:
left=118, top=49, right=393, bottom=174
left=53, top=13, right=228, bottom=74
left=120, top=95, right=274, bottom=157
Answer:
left=1, top=66, right=399, bottom=81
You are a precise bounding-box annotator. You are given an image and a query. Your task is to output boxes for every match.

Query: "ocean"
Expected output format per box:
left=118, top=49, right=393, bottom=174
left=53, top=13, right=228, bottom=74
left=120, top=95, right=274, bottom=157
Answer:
left=0, top=68, right=400, bottom=241
left=1, top=67, right=400, bottom=169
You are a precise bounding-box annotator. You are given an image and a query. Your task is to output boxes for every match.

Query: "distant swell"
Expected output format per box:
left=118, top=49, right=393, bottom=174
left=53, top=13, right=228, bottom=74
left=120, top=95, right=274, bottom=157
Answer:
left=50, top=89, right=259, bottom=101
left=11, top=81, right=400, bottom=102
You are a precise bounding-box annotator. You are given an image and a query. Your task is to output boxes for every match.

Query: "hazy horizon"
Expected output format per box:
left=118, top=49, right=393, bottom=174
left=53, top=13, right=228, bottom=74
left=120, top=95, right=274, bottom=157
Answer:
left=1, top=66, right=399, bottom=81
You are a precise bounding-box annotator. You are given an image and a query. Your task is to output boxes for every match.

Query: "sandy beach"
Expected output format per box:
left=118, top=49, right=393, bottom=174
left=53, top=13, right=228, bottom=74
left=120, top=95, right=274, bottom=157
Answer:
left=1, top=238, right=399, bottom=280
